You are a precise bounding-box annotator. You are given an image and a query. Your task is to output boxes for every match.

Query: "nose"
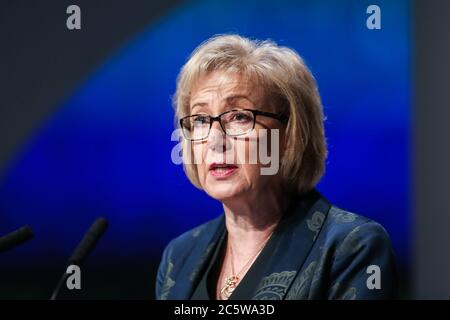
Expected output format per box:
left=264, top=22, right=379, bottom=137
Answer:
left=207, top=120, right=227, bottom=152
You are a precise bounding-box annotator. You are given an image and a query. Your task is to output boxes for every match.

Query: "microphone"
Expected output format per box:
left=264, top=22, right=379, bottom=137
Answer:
left=0, top=225, right=34, bottom=253
left=67, top=217, right=109, bottom=266
left=50, top=217, right=108, bottom=300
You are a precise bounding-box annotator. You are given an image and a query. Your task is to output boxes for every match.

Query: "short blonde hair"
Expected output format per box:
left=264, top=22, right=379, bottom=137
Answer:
left=173, top=34, right=327, bottom=194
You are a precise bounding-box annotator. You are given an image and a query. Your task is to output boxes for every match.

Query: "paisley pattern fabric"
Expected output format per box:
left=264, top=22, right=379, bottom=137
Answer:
left=253, top=271, right=298, bottom=300
left=155, top=189, right=398, bottom=300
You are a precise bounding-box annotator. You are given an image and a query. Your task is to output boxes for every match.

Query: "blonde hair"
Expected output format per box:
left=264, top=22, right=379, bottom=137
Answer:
left=173, top=34, right=327, bottom=194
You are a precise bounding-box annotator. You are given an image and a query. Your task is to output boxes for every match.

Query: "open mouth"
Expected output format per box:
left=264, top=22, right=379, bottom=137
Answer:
left=208, top=163, right=238, bottom=178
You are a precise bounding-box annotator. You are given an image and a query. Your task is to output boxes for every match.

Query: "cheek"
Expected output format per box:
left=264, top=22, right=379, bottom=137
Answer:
left=192, top=144, right=202, bottom=163
left=192, top=144, right=207, bottom=180
left=234, top=135, right=259, bottom=165
left=239, top=164, right=259, bottom=179
left=236, top=164, right=267, bottom=192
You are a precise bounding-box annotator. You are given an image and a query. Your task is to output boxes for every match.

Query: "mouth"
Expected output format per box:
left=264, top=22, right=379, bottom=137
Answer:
left=208, top=163, right=238, bottom=178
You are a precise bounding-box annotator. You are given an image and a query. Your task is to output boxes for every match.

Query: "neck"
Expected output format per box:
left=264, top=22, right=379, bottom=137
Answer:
left=222, top=188, right=290, bottom=254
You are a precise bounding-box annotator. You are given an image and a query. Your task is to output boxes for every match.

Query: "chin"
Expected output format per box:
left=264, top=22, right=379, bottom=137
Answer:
left=203, top=181, right=245, bottom=202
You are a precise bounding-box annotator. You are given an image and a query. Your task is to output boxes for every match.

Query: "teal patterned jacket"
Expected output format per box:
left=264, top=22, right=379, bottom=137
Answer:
left=155, top=190, right=398, bottom=300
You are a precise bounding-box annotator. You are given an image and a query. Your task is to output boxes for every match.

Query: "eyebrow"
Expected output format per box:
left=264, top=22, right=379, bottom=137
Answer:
left=190, top=94, right=255, bottom=110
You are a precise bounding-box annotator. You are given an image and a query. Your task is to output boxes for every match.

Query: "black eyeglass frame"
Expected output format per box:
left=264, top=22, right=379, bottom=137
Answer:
left=179, top=108, right=288, bottom=141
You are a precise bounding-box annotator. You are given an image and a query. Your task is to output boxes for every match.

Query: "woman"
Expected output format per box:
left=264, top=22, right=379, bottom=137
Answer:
left=156, top=35, right=398, bottom=300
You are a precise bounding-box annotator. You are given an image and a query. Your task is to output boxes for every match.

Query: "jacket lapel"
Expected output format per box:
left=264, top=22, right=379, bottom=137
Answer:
left=247, top=190, right=331, bottom=300
left=167, top=214, right=225, bottom=299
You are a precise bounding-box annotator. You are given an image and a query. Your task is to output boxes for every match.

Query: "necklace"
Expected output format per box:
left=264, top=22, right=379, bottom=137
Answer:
left=219, top=231, right=274, bottom=300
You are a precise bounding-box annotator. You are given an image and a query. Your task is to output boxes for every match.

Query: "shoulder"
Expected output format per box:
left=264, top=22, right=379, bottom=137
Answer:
left=155, top=214, right=224, bottom=299
left=316, top=205, right=398, bottom=298
left=318, top=205, right=393, bottom=251
left=162, top=214, right=223, bottom=260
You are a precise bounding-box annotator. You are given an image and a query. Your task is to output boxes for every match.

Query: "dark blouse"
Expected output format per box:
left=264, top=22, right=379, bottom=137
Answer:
left=190, top=227, right=279, bottom=300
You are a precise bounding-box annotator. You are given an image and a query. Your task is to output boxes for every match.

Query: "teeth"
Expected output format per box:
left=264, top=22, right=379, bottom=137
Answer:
left=212, top=166, right=235, bottom=172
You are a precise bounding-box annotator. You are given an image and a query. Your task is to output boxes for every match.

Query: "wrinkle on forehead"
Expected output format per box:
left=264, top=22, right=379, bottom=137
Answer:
left=190, top=71, right=264, bottom=110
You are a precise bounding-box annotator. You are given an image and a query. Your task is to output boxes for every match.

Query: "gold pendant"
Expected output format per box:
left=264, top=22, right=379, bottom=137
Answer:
left=220, top=275, right=239, bottom=299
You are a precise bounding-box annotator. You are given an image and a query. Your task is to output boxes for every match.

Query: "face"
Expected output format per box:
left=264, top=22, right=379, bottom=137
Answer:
left=188, top=71, right=285, bottom=202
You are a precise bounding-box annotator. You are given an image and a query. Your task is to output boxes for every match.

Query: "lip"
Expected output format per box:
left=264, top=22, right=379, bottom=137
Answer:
left=208, top=163, right=238, bottom=178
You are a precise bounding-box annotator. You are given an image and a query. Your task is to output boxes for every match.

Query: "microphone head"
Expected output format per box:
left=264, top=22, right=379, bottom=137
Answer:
left=0, top=225, right=34, bottom=253
left=67, top=217, right=108, bottom=266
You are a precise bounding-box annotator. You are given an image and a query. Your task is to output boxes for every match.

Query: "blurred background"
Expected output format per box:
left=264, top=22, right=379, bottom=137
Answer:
left=0, top=0, right=448, bottom=299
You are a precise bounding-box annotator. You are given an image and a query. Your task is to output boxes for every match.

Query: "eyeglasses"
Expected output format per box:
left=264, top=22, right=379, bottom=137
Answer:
left=179, top=108, right=288, bottom=141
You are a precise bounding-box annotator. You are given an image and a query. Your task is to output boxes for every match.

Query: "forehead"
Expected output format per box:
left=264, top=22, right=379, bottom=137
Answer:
left=190, top=71, right=263, bottom=104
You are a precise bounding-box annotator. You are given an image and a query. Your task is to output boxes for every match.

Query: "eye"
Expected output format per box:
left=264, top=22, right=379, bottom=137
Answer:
left=192, top=115, right=210, bottom=126
left=230, top=111, right=252, bottom=122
